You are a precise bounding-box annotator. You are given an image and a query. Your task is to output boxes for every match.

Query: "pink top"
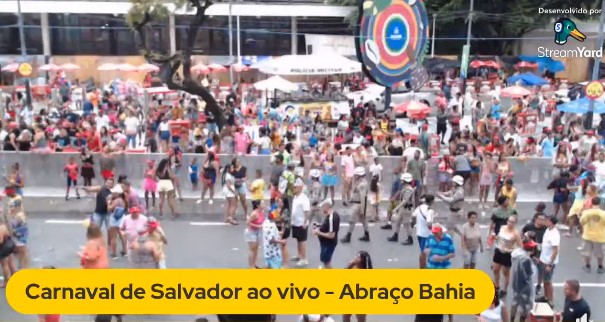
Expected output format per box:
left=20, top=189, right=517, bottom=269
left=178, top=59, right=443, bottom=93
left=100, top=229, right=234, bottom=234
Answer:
left=234, top=132, right=249, bottom=154
left=121, top=215, right=149, bottom=246
left=248, top=210, right=265, bottom=231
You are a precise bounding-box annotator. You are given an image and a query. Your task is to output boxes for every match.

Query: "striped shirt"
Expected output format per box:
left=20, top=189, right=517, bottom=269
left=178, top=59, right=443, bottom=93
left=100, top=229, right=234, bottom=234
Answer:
left=426, top=234, right=455, bottom=269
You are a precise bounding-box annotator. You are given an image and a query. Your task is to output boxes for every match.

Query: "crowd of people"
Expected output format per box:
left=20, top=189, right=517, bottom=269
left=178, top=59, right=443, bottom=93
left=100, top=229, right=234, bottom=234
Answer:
left=0, top=75, right=603, bottom=322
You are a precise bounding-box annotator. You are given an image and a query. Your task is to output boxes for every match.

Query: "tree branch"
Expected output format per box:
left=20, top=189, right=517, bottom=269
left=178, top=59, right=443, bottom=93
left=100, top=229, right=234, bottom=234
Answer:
left=183, top=0, right=213, bottom=80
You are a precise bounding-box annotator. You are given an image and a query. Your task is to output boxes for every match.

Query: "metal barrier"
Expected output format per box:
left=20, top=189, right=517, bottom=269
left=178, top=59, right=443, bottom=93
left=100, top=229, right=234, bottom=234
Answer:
left=0, top=152, right=554, bottom=201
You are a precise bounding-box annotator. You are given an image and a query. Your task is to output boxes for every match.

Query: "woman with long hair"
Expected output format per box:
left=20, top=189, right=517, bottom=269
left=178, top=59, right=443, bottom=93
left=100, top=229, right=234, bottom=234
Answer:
left=321, top=153, right=338, bottom=201
left=79, top=224, right=109, bottom=269
left=0, top=224, right=16, bottom=287
left=343, top=251, right=373, bottom=322
left=155, top=158, right=177, bottom=218
left=492, top=215, right=522, bottom=298
left=493, top=153, right=511, bottom=203
left=479, top=151, right=495, bottom=209
left=244, top=200, right=265, bottom=268
left=222, top=163, right=238, bottom=225
left=232, top=157, right=249, bottom=217
left=107, top=185, right=128, bottom=259
left=552, top=143, right=571, bottom=177
left=80, top=147, right=96, bottom=187
left=9, top=208, right=29, bottom=269
left=200, top=151, right=220, bottom=205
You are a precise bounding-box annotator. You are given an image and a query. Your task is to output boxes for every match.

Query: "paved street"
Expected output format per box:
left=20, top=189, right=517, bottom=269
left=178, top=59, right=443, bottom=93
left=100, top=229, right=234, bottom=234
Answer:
left=1, top=202, right=604, bottom=321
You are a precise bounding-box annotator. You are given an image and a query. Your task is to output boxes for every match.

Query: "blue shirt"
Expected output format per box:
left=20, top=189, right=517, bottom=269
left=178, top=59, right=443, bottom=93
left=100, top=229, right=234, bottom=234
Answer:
left=390, top=178, right=403, bottom=199
left=492, top=104, right=502, bottom=120
left=426, top=234, right=455, bottom=269
left=541, top=139, right=554, bottom=158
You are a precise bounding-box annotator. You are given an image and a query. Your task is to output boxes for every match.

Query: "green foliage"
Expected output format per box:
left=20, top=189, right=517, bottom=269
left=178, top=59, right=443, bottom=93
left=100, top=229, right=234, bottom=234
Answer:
left=126, top=0, right=190, bottom=28
left=330, top=0, right=601, bottom=54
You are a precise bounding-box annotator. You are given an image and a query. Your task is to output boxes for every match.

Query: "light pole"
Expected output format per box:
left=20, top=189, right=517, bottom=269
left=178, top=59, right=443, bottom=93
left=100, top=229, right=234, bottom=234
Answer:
left=17, top=0, right=33, bottom=108
left=228, top=0, right=234, bottom=85
left=431, top=13, right=436, bottom=58
left=585, top=0, right=605, bottom=130
left=461, top=0, right=474, bottom=97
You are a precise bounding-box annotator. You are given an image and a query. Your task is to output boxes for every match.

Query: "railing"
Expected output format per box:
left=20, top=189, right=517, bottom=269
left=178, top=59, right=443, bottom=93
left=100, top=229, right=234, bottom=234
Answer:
left=1, top=152, right=554, bottom=201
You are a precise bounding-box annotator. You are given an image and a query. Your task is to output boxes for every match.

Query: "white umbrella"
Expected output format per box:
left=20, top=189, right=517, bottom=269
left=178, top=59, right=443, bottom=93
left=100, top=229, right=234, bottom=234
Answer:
left=98, top=63, right=118, bottom=71
left=1, top=63, right=19, bottom=73
left=39, top=64, right=61, bottom=71
left=117, top=63, right=137, bottom=72
left=258, top=54, right=361, bottom=75
left=137, top=63, right=159, bottom=72
left=253, top=76, right=299, bottom=92
left=61, top=63, right=80, bottom=71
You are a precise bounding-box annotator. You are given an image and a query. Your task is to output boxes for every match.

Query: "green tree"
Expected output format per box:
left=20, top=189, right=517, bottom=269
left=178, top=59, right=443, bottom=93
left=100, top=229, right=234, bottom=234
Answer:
left=330, top=0, right=600, bottom=55
left=126, top=0, right=225, bottom=129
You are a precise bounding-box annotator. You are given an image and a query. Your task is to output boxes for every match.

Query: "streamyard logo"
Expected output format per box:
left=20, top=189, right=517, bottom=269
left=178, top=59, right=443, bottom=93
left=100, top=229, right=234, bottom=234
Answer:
left=537, top=17, right=602, bottom=58
left=554, top=17, right=585, bottom=44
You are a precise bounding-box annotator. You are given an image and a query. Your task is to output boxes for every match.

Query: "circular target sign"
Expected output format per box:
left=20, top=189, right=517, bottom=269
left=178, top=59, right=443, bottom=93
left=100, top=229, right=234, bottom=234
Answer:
left=357, top=0, right=429, bottom=88
left=585, top=81, right=604, bottom=100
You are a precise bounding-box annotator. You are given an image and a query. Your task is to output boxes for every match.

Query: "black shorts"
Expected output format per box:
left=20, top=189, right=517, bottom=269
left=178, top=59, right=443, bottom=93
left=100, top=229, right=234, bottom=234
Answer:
left=320, top=243, right=337, bottom=264
left=292, top=226, right=308, bottom=242
left=0, top=238, right=16, bottom=259
left=493, top=248, right=512, bottom=268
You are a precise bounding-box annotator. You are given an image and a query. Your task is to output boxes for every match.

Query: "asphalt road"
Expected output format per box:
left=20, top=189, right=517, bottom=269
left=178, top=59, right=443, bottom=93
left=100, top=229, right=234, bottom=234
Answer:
left=1, top=203, right=604, bottom=322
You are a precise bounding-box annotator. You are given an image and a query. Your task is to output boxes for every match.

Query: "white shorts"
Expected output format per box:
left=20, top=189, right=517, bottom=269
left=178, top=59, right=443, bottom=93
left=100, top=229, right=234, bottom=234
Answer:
left=157, top=180, right=174, bottom=193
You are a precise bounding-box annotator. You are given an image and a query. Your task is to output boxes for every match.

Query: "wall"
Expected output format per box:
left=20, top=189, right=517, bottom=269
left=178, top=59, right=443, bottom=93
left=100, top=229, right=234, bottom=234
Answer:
left=3, top=152, right=553, bottom=202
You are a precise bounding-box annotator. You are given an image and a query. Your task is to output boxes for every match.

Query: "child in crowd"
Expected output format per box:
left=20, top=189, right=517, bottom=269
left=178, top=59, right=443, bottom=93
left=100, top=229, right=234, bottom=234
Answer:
left=64, top=156, right=81, bottom=200
left=250, top=169, right=265, bottom=209
left=143, top=160, right=157, bottom=211
left=189, top=158, right=199, bottom=190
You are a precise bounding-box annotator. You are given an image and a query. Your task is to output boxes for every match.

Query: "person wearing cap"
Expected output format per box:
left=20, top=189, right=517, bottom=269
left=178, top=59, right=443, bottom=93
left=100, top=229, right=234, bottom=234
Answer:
left=341, top=166, right=370, bottom=243
left=120, top=206, right=149, bottom=254
left=436, top=175, right=465, bottom=236
left=388, top=172, right=416, bottom=245
left=107, top=184, right=127, bottom=259
left=129, top=225, right=161, bottom=269
left=262, top=202, right=286, bottom=269
left=290, top=178, right=310, bottom=267
left=424, top=224, right=455, bottom=269
left=313, top=198, right=340, bottom=269
left=510, top=237, right=538, bottom=322
left=147, top=217, right=167, bottom=269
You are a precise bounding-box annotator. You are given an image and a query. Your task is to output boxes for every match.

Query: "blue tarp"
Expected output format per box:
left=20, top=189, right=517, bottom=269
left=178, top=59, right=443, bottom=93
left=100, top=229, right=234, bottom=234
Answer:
left=557, top=97, right=605, bottom=114
left=518, top=55, right=565, bottom=73
left=507, top=73, right=549, bottom=86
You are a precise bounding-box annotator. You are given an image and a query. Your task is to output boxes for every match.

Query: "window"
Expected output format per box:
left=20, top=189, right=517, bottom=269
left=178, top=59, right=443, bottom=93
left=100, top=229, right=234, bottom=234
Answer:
left=0, top=13, right=43, bottom=55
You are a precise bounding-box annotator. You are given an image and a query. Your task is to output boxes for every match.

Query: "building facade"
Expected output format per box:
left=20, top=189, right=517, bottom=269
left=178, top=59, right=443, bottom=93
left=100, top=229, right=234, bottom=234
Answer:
left=0, top=0, right=355, bottom=57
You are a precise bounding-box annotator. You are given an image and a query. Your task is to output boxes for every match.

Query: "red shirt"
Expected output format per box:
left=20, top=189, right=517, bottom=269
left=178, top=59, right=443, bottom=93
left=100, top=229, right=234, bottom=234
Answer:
left=87, top=134, right=101, bottom=152
left=65, top=163, right=78, bottom=180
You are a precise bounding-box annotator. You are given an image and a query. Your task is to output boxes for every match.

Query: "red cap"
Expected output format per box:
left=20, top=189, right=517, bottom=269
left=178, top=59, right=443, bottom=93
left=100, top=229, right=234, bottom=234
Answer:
left=431, top=225, right=443, bottom=234
left=587, top=130, right=595, bottom=135
left=129, top=206, right=140, bottom=214
left=523, top=239, right=538, bottom=249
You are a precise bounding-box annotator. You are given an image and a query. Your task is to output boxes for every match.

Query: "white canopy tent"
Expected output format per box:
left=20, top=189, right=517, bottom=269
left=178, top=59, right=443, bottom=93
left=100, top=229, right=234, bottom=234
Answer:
left=257, top=54, right=361, bottom=76
left=253, top=75, right=299, bottom=92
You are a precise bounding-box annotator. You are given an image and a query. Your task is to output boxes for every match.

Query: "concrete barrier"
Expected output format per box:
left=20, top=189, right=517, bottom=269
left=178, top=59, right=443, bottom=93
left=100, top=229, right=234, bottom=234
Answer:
left=0, top=152, right=553, bottom=202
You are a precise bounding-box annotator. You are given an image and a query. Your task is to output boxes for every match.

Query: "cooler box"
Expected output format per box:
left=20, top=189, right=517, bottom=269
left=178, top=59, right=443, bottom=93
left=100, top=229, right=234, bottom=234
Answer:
left=529, top=303, right=555, bottom=322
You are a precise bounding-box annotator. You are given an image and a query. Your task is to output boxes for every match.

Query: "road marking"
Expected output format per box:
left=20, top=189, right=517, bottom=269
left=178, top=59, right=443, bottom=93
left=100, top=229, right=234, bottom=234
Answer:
left=189, top=222, right=379, bottom=227
left=45, top=219, right=85, bottom=225
left=552, top=283, right=605, bottom=288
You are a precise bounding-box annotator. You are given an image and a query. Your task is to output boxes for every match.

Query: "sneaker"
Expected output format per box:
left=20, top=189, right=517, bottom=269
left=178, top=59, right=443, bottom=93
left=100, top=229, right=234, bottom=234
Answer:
left=583, top=266, right=591, bottom=273
left=111, top=254, right=120, bottom=260
left=295, top=259, right=309, bottom=267
left=290, top=256, right=300, bottom=261
left=209, top=200, right=213, bottom=205
left=598, top=267, right=605, bottom=274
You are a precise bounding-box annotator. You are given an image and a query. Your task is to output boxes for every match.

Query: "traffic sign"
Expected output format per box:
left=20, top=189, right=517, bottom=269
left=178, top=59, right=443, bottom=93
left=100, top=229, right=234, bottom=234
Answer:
left=17, top=63, right=32, bottom=77
left=585, top=81, right=604, bottom=99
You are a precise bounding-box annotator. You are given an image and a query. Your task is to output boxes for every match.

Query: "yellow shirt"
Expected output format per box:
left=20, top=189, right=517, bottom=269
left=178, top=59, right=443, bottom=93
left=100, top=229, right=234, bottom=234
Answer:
left=580, top=208, right=605, bottom=243
left=500, top=186, right=517, bottom=209
left=251, top=178, right=265, bottom=201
